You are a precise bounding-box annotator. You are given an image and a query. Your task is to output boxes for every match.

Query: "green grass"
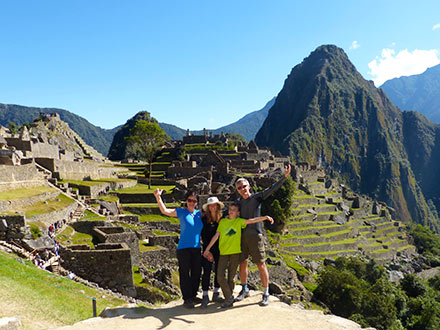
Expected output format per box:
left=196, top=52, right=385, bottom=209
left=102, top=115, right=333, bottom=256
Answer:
left=135, top=213, right=180, bottom=224
left=139, top=242, right=164, bottom=252
left=58, top=179, right=104, bottom=187
left=15, top=194, right=75, bottom=218
left=56, top=226, right=94, bottom=247
left=98, top=194, right=119, bottom=203
left=79, top=210, right=106, bottom=221
left=303, top=282, right=318, bottom=292
left=279, top=253, right=311, bottom=276
left=122, top=202, right=180, bottom=208
left=115, top=184, right=175, bottom=194
left=289, top=249, right=358, bottom=256
left=152, top=229, right=178, bottom=236
left=0, top=185, right=56, bottom=201
left=0, top=251, right=125, bottom=329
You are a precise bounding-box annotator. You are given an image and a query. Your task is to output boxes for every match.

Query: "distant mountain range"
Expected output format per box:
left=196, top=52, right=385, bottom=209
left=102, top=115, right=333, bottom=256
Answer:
left=0, top=103, right=119, bottom=156
left=0, top=98, right=274, bottom=157
left=381, top=64, right=440, bottom=123
left=158, top=98, right=275, bottom=141
left=255, top=45, right=440, bottom=229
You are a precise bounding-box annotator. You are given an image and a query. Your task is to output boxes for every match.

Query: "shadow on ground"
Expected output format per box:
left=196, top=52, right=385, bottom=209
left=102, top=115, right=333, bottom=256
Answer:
left=100, top=300, right=258, bottom=329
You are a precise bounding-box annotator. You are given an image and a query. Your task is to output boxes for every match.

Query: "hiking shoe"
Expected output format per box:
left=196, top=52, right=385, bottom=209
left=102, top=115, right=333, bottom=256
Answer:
left=235, top=288, right=250, bottom=302
left=221, top=296, right=234, bottom=308
left=259, top=294, right=270, bottom=307
left=212, top=292, right=224, bottom=303
left=192, top=296, right=203, bottom=304
left=183, top=299, right=194, bottom=309
left=201, top=295, right=209, bottom=309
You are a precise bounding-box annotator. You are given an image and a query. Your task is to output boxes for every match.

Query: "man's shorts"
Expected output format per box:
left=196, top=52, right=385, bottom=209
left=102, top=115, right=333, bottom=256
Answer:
left=240, top=232, right=265, bottom=264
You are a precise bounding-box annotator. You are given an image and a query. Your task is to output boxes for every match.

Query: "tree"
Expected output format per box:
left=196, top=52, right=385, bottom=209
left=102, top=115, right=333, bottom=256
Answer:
left=125, top=120, right=169, bottom=188
left=261, top=176, right=295, bottom=232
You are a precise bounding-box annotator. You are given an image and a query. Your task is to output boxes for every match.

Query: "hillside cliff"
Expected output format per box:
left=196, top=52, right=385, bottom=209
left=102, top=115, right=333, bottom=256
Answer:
left=255, top=45, right=439, bottom=229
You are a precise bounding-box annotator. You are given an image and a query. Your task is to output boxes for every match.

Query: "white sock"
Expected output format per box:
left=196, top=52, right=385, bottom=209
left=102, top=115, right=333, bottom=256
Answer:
left=203, top=290, right=209, bottom=297
left=263, top=287, right=269, bottom=295
left=213, top=287, right=221, bottom=294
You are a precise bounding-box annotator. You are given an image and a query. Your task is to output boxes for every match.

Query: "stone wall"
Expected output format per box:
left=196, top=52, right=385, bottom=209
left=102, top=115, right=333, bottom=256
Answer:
left=31, top=142, right=60, bottom=159
left=0, top=190, right=59, bottom=214
left=139, top=247, right=172, bottom=268
left=35, top=158, right=122, bottom=181
left=60, top=243, right=135, bottom=296
left=0, top=164, right=47, bottom=192
left=5, top=138, right=31, bottom=152
left=27, top=200, right=78, bottom=228
left=167, top=166, right=213, bottom=179
left=0, top=215, right=25, bottom=240
left=93, top=226, right=140, bottom=265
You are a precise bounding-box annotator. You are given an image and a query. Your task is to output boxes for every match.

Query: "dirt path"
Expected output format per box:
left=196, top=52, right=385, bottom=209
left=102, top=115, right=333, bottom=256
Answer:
left=55, top=290, right=374, bottom=330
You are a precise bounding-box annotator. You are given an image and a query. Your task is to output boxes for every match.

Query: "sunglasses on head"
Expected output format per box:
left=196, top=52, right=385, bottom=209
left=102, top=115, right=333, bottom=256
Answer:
left=237, top=184, right=248, bottom=190
left=187, top=198, right=197, bottom=203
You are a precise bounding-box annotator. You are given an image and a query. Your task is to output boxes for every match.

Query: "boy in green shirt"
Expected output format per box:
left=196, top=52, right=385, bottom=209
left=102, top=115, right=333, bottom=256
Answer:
left=203, top=202, right=273, bottom=308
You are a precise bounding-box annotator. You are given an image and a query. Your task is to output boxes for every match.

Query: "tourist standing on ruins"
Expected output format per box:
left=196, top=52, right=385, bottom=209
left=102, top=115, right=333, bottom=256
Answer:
left=203, top=202, right=274, bottom=308
left=200, top=196, right=224, bottom=308
left=235, top=164, right=291, bottom=306
left=154, top=188, right=203, bottom=309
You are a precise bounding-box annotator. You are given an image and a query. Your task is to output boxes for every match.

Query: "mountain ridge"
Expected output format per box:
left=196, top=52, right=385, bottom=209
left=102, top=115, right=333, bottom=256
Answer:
left=255, top=44, right=439, bottom=229
left=380, top=64, right=440, bottom=123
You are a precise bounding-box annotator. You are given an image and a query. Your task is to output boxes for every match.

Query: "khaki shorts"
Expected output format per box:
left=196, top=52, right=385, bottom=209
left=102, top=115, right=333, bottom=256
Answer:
left=240, top=233, right=265, bottom=264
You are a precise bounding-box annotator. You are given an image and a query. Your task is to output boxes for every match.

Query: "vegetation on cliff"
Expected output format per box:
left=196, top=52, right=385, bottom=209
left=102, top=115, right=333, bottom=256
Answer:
left=108, top=111, right=162, bottom=161
left=255, top=45, right=439, bottom=230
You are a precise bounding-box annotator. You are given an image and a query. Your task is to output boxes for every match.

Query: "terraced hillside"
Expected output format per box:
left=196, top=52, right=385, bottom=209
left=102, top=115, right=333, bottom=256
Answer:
left=274, top=178, right=416, bottom=263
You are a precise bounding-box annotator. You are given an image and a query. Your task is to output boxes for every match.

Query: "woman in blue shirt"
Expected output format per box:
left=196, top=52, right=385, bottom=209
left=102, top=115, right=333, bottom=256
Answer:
left=154, top=188, right=203, bottom=309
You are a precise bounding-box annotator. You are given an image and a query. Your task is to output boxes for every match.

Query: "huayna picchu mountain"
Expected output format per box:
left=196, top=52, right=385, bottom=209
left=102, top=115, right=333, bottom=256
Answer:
left=255, top=45, right=440, bottom=230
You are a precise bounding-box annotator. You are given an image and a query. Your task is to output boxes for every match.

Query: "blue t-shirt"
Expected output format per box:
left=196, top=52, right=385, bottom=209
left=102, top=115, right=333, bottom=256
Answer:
left=176, top=208, right=203, bottom=249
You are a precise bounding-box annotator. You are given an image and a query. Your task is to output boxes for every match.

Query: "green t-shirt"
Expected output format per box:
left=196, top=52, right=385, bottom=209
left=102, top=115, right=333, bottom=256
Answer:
left=217, top=217, right=246, bottom=255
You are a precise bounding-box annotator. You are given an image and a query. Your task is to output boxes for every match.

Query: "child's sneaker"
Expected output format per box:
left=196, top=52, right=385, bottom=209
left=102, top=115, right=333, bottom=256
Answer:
left=235, top=288, right=249, bottom=302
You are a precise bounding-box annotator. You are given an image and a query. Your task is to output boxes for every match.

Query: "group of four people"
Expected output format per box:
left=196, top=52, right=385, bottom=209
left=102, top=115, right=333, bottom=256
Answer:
left=153, top=164, right=291, bottom=309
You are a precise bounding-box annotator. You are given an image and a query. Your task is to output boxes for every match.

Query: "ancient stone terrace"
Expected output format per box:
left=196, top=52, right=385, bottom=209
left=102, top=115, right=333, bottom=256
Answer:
left=275, top=168, right=416, bottom=263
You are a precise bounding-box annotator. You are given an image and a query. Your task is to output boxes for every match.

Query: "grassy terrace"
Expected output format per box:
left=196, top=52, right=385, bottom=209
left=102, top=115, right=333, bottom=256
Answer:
left=139, top=242, right=165, bottom=252
left=0, top=251, right=125, bottom=329
left=3, top=194, right=75, bottom=218
left=59, top=178, right=136, bottom=187
left=280, top=227, right=353, bottom=242
left=121, top=202, right=180, bottom=208
left=115, top=184, right=175, bottom=194
left=80, top=210, right=106, bottom=221
left=0, top=185, right=56, bottom=201
left=56, top=225, right=94, bottom=247
left=122, top=212, right=180, bottom=224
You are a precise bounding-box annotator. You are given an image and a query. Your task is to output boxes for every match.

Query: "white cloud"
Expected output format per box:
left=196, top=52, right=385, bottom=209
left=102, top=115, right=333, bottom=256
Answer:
left=368, top=48, right=440, bottom=86
left=433, top=23, right=440, bottom=30
left=349, top=41, right=360, bottom=50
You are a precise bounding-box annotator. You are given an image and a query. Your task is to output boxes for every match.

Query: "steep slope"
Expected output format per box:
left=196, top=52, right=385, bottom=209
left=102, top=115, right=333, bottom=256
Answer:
left=159, top=98, right=274, bottom=141
left=402, top=111, right=440, bottom=222
left=381, top=64, right=440, bottom=123
left=255, top=45, right=437, bottom=228
left=0, top=103, right=117, bottom=155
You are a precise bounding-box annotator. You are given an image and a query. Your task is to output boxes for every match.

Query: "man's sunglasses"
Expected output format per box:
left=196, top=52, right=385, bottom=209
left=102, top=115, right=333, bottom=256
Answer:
left=237, top=184, right=248, bottom=190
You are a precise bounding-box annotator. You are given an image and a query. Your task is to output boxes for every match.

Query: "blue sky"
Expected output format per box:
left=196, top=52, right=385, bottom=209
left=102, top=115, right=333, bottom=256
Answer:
left=1, top=1, right=439, bottom=130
